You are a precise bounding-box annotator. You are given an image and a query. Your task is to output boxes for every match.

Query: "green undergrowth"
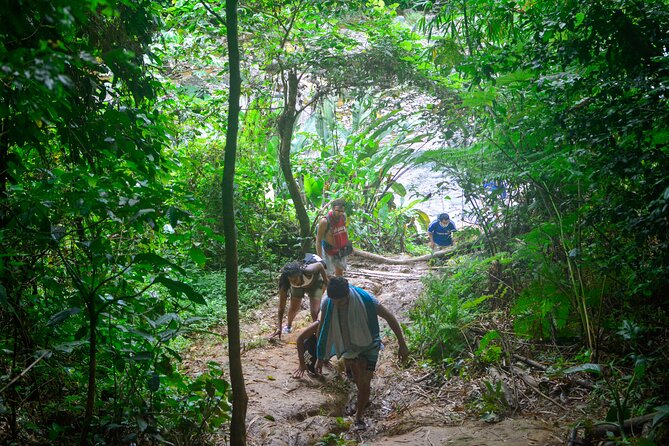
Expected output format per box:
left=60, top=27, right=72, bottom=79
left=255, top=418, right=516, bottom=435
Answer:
left=190, top=266, right=276, bottom=326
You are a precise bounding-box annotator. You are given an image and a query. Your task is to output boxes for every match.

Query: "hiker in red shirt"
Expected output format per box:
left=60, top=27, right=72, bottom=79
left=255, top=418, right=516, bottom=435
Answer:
left=316, top=199, right=351, bottom=276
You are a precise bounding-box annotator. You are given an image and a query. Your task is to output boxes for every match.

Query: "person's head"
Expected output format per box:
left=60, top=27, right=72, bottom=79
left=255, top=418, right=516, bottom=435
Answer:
left=327, top=276, right=349, bottom=302
left=330, top=199, right=346, bottom=216
left=438, top=213, right=450, bottom=227
left=279, top=261, right=303, bottom=290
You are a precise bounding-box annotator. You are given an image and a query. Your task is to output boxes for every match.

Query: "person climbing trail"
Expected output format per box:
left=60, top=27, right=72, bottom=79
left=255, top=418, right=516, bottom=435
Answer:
left=314, top=276, right=409, bottom=431
left=428, top=212, right=457, bottom=249
left=316, top=199, right=352, bottom=276
left=270, top=255, right=328, bottom=339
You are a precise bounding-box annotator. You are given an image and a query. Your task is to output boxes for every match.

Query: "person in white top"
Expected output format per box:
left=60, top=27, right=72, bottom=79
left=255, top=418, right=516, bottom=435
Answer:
left=270, top=257, right=329, bottom=339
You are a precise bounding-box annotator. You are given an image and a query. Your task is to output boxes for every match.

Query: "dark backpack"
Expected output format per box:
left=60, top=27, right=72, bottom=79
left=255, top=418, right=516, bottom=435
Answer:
left=303, top=253, right=326, bottom=267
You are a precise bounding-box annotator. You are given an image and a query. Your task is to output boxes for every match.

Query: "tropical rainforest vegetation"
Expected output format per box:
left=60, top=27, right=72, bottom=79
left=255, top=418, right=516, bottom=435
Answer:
left=1, top=0, right=667, bottom=444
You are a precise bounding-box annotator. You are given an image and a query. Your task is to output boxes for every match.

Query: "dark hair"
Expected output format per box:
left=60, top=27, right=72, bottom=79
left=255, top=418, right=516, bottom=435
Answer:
left=438, top=213, right=450, bottom=221
left=279, top=261, right=303, bottom=291
left=327, top=276, right=349, bottom=299
left=331, top=198, right=346, bottom=209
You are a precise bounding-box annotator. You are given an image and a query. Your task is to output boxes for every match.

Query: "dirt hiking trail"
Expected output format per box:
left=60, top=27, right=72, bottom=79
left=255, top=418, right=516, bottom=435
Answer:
left=185, top=254, right=577, bottom=445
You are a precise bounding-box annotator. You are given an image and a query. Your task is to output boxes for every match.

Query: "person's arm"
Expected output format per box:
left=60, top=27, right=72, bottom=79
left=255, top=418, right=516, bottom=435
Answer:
left=427, top=228, right=435, bottom=249
left=315, top=218, right=327, bottom=257
left=376, top=304, right=409, bottom=363
left=270, top=287, right=288, bottom=339
left=440, top=222, right=456, bottom=246
left=293, top=321, right=319, bottom=378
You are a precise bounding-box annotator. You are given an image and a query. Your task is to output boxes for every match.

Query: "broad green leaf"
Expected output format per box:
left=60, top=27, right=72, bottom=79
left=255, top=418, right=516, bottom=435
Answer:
left=189, top=246, right=207, bottom=266
left=563, top=363, right=602, bottom=376
left=47, top=307, right=81, bottom=327
left=131, top=351, right=153, bottom=362
left=461, top=89, right=497, bottom=108
left=155, top=276, right=206, bottom=305
left=496, top=70, right=535, bottom=86
left=134, top=253, right=186, bottom=274
left=129, top=327, right=157, bottom=344
left=54, top=341, right=88, bottom=353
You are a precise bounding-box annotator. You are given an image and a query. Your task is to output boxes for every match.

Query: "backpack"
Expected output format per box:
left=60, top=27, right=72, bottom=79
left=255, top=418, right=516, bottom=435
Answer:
left=324, top=213, right=351, bottom=257
left=303, top=253, right=326, bottom=267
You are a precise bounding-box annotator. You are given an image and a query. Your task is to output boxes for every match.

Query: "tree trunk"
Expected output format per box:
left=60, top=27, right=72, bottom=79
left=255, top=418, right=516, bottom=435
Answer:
left=277, top=69, right=312, bottom=254
left=80, top=300, right=97, bottom=446
left=223, top=1, right=248, bottom=444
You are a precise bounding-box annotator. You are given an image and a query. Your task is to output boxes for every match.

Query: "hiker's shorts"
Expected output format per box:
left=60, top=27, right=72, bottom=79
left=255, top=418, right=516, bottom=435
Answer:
left=322, top=249, right=347, bottom=275
left=344, top=346, right=380, bottom=371
left=290, top=281, right=324, bottom=300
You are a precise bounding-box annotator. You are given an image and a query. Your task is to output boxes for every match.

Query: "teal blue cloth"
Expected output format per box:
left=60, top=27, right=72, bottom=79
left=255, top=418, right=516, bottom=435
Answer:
left=316, top=286, right=380, bottom=360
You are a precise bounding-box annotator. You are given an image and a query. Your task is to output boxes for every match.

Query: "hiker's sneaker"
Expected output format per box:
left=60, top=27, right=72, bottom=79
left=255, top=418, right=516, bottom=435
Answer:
left=283, top=326, right=292, bottom=334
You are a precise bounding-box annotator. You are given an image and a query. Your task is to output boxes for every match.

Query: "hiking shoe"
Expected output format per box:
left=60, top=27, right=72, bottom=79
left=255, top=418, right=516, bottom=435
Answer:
left=283, top=326, right=292, bottom=334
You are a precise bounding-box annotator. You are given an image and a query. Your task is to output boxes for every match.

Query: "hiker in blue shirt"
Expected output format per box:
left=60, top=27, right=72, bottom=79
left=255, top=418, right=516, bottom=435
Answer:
left=428, top=213, right=456, bottom=249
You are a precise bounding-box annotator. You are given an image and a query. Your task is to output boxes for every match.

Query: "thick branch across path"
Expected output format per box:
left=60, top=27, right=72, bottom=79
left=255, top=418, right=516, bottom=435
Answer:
left=351, top=247, right=456, bottom=264
left=346, top=268, right=422, bottom=280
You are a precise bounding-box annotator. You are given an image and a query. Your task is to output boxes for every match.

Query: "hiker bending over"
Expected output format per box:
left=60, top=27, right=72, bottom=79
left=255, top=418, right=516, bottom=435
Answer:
left=316, top=199, right=351, bottom=276
left=315, top=276, right=409, bottom=430
left=271, top=256, right=328, bottom=339
left=428, top=212, right=457, bottom=249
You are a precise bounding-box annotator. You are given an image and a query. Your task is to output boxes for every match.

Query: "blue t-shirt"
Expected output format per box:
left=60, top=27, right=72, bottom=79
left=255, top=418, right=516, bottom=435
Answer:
left=428, top=220, right=456, bottom=246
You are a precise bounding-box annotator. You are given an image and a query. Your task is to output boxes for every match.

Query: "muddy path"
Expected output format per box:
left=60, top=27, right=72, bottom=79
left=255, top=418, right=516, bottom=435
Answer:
left=185, top=254, right=573, bottom=445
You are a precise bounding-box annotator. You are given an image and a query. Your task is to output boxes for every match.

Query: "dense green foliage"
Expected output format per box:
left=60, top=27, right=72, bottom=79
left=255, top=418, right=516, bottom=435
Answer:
left=0, top=1, right=230, bottom=444
left=406, top=0, right=669, bottom=440
left=1, top=0, right=668, bottom=444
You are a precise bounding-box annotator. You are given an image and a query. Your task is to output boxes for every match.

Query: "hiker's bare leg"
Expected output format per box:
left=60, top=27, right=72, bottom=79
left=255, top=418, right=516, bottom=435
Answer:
left=356, top=369, right=373, bottom=421
left=347, top=358, right=373, bottom=421
left=309, top=295, right=321, bottom=322
left=286, top=297, right=301, bottom=330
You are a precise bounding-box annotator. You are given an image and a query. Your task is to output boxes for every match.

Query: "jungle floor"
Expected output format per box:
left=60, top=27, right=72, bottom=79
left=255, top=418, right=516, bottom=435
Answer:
left=184, top=253, right=596, bottom=446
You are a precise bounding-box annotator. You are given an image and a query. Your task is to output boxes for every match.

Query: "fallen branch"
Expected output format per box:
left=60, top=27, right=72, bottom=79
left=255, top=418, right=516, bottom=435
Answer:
left=513, top=353, right=547, bottom=371
left=346, top=268, right=421, bottom=280
left=568, top=412, right=660, bottom=445
left=516, top=372, right=568, bottom=411
left=352, top=247, right=456, bottom=264
left=513, top=354, right=595, bottom=390
left=0, top=350, right=51, bottom=394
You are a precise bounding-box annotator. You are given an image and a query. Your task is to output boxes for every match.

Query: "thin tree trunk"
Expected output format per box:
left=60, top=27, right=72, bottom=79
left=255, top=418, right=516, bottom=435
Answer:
left=278, top=70, right=312, bottom=254
left=223, top=0, right=248, bottom=444
left=80, top=300, right=97, bottom=446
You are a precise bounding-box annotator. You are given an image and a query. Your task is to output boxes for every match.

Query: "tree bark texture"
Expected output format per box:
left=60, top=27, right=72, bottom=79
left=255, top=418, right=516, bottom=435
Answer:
left=352, top=247, right=456, bottom=264
left=277, top=69, right=312, bottom=254
left=223, top=1, right=248, bottom=444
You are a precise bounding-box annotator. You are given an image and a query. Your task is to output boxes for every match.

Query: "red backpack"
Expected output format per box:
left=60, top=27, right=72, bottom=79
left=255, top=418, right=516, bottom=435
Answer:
left=325, top=212, right=351, bottom=256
